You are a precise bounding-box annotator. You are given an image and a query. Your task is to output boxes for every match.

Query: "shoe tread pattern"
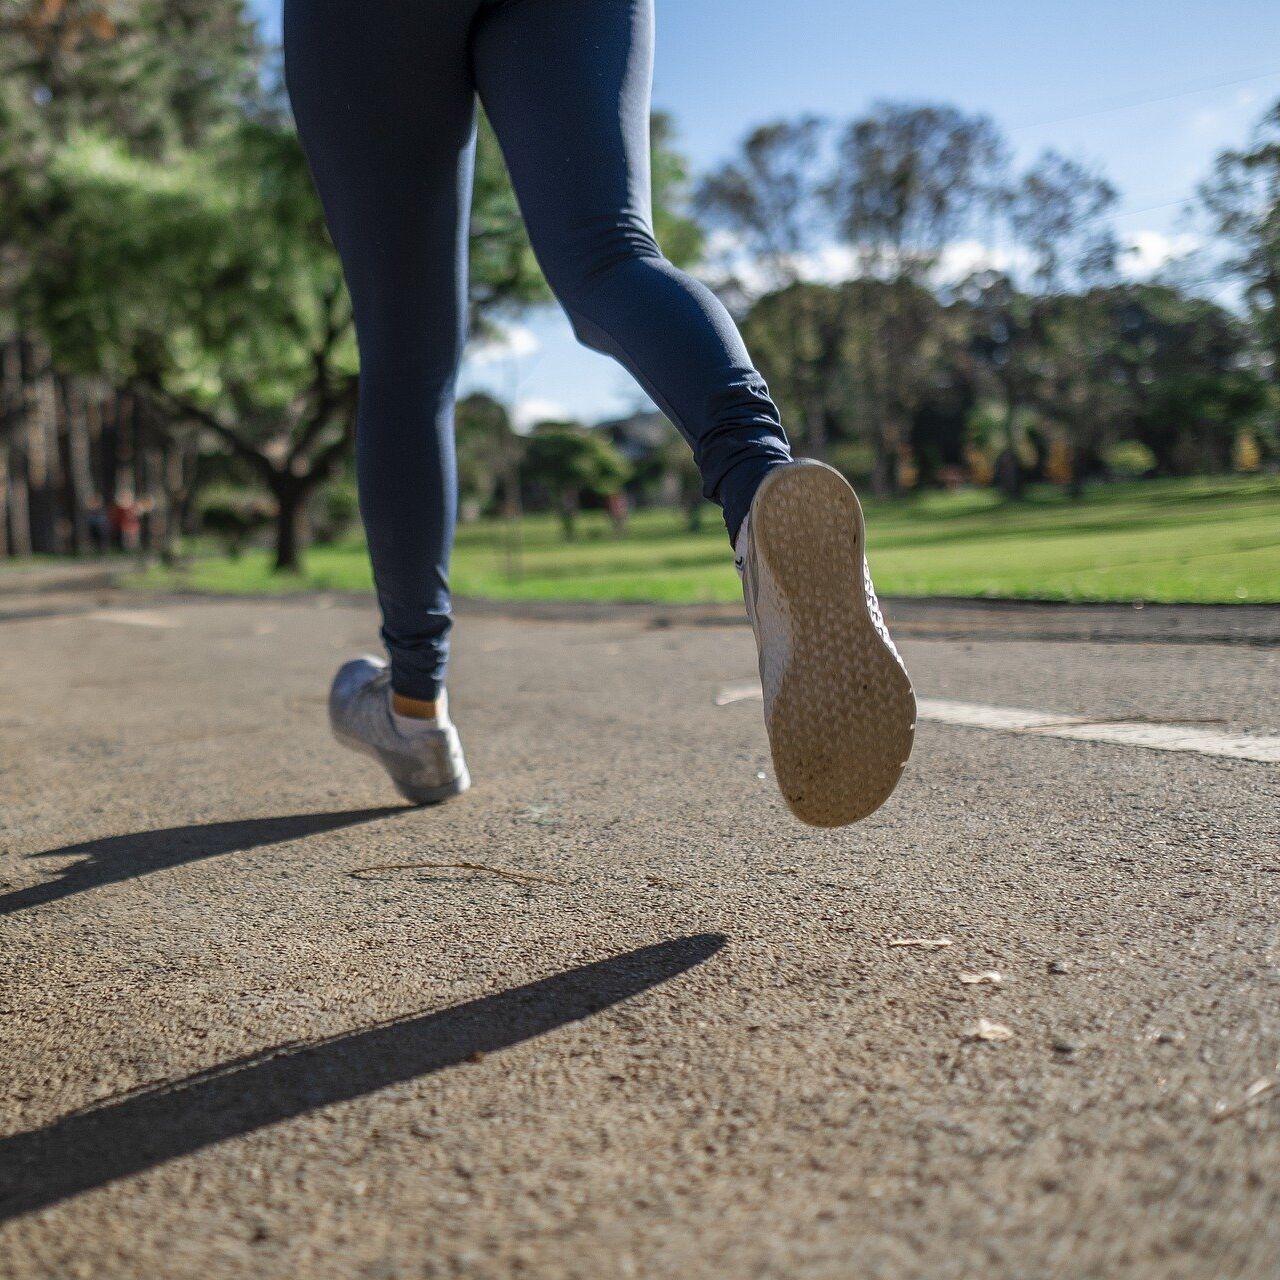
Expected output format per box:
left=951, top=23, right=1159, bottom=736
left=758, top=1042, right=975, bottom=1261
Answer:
left=752, top=463, right=916, bottom=827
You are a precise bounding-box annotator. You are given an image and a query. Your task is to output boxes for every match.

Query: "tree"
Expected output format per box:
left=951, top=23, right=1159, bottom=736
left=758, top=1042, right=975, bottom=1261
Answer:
left=737, top=280, right=859, bottom=456
left=1035, top=290, right=1132, bottom=496
left=626, top=416, right=705, bottom=529
left=466, top=113, right=551, bottom=332
left=520, top=422, right=630, bottom=540
left=1104, top=284, right=1266, bottom=475
left=455, top=392, right=523, bottom=518
left=1, top=0, right=717, bottom=565
left=649, top=111, right=706, bottom=271
left=958, top=271, right=1039, bottom=495
left=0, top=0, right=261, bottom=553
left=0, top=1, right=259, bottom=156
left=27, top=105, right=559, bottom=570
left=28, top=121, right=359, bottom=571
left=1200, top=99, right=1280, bottom=400
left=962, top=151, right=1119, bottom=496
left=828, top=103, right=1006, bottom=493
left=697, top=117, right=841, bottom=456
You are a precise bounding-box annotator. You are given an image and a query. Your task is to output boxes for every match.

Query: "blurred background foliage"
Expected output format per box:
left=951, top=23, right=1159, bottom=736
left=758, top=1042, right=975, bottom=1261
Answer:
left=1, top=1, right=1276, bottom=602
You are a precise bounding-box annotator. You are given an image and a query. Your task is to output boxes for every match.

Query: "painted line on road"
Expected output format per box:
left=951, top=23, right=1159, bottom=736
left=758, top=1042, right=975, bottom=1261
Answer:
left=87, top=608, right=182, bottom=629
left=714, top=683, right=1280, bottom=764
left=916, top=698, right=1280, bottom=764
left=714, top=681, right=766, bottom=706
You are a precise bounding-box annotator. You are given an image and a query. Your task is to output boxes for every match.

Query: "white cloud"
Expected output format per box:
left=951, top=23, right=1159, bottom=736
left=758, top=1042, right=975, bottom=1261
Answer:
left=705, top=233, right=1036, bottom=292
left=708, top=229, right=1208, bottom=292
left=794, top=243, right=860, bottom=284
left=704, top=227, right=748, bottom=259
left=512, top=397, right=569, bottom=433
left=933, top=239, right=1033, bottom=283
left=1123, top=229, right=1202, bottom=277
left=467, top=324, right=541, bottom=366
left=701, top=229, right=857, bottom=293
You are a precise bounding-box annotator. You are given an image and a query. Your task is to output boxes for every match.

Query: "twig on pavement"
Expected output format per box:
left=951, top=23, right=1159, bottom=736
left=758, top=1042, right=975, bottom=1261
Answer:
left=349, top=860, right=562, bottom=885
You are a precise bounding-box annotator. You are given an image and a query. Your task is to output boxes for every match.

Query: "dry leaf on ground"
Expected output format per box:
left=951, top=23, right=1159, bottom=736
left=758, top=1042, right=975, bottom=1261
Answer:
left=1212, top=1077, right=1278, bottom=1122
left=965, top=1018, right=1014, bottom=1042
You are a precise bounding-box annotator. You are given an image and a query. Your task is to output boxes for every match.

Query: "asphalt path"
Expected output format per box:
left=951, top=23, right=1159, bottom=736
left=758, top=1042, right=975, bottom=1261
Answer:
left=2, top=589, right=1277, bottom=1278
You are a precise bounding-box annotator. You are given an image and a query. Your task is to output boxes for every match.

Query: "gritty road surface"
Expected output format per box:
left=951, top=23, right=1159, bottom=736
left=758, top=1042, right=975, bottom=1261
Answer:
left=1, top=588, right=1278, bottom=1279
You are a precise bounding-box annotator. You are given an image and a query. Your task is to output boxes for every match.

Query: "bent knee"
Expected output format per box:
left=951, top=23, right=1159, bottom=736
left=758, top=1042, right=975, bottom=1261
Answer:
left=550, top=240, right=671, bottom=355
left=545, top=222, right=665, bottom=300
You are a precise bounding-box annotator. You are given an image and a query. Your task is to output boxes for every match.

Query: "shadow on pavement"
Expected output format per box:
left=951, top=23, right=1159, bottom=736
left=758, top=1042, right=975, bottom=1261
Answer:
left=0, top=934, right=726, bottom=1221
left=1, top=808, right=407, bottom=915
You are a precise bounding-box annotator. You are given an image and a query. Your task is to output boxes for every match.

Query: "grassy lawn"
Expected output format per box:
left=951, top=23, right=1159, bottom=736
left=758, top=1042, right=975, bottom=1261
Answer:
left=130, top=476, right=1280, bottom=605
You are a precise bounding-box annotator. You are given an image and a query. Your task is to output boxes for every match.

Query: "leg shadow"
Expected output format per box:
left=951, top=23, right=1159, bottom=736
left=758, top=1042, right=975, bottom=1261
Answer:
left=0, top=934, right=726, bottom=1220
left=1, top=808, right=407, bottom=915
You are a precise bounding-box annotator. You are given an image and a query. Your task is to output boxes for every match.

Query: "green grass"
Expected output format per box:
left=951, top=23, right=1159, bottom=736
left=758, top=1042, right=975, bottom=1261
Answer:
left=129, top=476, right=1280, bottom=605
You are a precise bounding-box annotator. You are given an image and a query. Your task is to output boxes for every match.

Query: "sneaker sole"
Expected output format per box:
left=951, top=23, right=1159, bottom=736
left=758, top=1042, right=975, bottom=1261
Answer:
left=331, top=727, right=471, bottom=806
left=751, top=462, right=916, bottom=827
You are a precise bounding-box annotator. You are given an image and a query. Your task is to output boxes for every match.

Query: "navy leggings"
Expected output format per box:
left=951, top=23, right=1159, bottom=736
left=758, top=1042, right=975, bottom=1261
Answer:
left=284, top=0, right=792, bottom=699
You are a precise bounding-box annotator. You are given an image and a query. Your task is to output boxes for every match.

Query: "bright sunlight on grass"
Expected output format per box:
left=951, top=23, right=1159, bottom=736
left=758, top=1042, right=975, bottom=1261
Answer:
left=131, top=476, right=1280, bottom=606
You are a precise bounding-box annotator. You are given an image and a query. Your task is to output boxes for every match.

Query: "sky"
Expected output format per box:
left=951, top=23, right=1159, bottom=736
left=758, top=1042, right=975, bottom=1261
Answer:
left=251, top=0, right=1280, bottom=426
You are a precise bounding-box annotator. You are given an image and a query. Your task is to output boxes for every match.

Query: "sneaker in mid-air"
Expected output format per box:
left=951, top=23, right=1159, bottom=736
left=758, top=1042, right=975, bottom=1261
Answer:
left=329, top=656, right=470, bottom=805
left=736, top=460, right=916, bottom=827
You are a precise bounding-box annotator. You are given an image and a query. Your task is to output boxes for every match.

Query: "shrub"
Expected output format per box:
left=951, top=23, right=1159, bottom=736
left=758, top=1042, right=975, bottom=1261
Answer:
left=200, top=489, right=273, bottom=558
left=1104, top=440, right=1157, bottom=479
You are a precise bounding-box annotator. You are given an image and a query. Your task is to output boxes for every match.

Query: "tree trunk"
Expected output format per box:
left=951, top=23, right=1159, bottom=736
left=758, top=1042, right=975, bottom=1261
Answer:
left=559, top=487, right=578, bottom=540
left=0, top=445, right=9, bottom=559
left=7, top=453, right=31, bottom=557
left=273, top=481, right=309, bottom=573
left=870, top=430, right=900, bottom=499
left=61, top=377, right=95, bottom=554
left=101, top=393, right=122, bottom=508
left=177, top=442, right=202, bottom=538
left=802, top=398, right=828, bottom=462
left=140, top=443, right=168, bottom=555
left=995, top=448, right=1022, bottom=500
left=24, top=342, right=64, bottom=554
left=0, top=341, right=25, bottom=558
left=996, top=396, right=1024, bottom=499
left=1067, top=446, right=1087, bottom=500
left=14, top=339, right=54, bottom=554
left=157, top=440, right=194, bottom=564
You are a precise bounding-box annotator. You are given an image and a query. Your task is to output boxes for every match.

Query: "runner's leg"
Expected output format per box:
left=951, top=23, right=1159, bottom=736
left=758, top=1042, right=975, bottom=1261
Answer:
left=471, top=0, right=791, bottom=543
left=285, top=0, right=476, bottom=699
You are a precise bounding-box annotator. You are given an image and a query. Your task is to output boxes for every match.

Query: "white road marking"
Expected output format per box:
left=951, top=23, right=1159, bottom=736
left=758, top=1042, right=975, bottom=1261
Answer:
left=916, top=698, right=1280, bottom=764
left=87, top=609, right=182, bottom=629
left=714, top=681, right=765, bottom=706
left=714, top=682, right=1280, bottom=764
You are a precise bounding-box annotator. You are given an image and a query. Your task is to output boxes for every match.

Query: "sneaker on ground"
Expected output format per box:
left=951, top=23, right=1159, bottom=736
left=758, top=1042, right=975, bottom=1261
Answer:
left=328, top=656, right=470, bottom=805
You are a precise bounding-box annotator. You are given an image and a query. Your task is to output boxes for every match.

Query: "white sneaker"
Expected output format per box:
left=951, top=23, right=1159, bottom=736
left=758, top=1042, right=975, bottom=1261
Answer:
left=737, top=460, right=915, bottom=826
left=328, top=656, right=470, bottom=805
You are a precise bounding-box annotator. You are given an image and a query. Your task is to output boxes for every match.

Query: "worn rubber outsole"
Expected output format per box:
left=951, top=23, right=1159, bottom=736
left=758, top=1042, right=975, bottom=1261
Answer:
left=331, top=728, right=471, bottom=806
left=751, top=463, right=916, bottom=827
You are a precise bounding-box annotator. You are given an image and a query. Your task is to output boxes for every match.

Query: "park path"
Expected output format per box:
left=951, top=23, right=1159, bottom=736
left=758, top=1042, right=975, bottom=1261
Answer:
left=1, top=591, right=1278, bottom=1279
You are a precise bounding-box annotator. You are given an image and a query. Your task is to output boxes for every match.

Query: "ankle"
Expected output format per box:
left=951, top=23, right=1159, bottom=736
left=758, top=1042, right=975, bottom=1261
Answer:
left=392, top=692, right=440, bottom=720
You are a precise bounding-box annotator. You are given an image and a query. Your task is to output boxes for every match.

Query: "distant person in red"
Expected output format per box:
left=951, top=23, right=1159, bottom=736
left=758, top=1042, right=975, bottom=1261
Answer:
left=108, top=494, right=141, bottom=553
left=606, top=490, right=630, bottom=534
